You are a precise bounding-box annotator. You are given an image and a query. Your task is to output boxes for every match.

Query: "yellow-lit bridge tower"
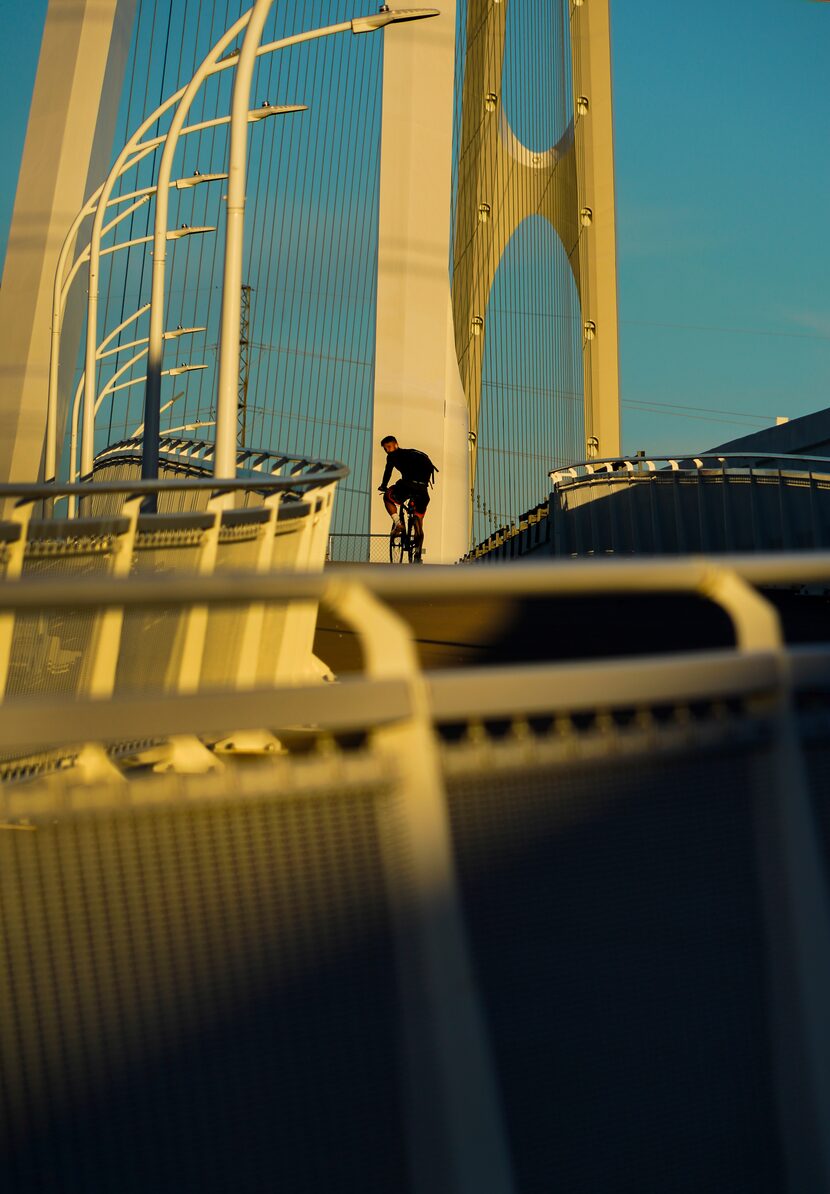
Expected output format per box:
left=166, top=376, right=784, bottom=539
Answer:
left=373, top=0, right=621, bottom=558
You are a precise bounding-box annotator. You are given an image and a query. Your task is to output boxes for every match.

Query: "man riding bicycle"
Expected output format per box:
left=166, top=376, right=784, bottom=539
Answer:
left=377, top=435, right=438, bottom=562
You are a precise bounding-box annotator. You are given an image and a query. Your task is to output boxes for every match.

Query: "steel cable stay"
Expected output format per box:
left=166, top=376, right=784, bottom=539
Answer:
left=103, top=0, right=147, bottom=447
left=167, top=1, right=204, bottom=436
left=186, top=0, right=239, bottom=438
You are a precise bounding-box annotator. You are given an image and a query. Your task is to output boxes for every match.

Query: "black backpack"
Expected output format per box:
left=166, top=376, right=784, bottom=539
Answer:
left=409, top=449, right=439, bottom=488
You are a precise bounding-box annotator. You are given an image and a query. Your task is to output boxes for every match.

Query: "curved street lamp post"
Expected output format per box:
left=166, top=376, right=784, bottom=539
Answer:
left=141, top=5, right=306, bottom=483
left=72, top=107, right=287, bottom=481
left=58, top=5, right=438, bottom=494
left=213, top=6, right=440, bottom=479
left=47, top=164, right=226, bottom=481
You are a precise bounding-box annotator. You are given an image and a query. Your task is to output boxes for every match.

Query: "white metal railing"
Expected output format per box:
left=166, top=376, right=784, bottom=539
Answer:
left=43, top=443, right=345, bottom=516
left=549, top=452, right=830, bottom=487
left=541, top=453, right=830, bottom=559
left=0, top=553, right=824, bottom=754
left=465, top=454, right=830, bottom=562
left=0, top=470, right=343, bottom=738
left=90, top=436, right=343, bottom=484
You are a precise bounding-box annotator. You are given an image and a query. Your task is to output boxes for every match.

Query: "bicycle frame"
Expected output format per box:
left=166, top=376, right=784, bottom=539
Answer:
left=387, top=496, right=423, bottom=564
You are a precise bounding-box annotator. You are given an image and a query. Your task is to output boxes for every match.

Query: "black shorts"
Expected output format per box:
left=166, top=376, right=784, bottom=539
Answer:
left=388, top=480, right=430, bottom=515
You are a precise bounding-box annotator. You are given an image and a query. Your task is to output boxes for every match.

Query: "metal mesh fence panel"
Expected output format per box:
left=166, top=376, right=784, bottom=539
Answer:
left=6, top=526, right=125, bottom=699
left=802, top=710, right=830, bottom=882
left=115, top=522, right=208, bottom=694
left=549, top=471, right=830, bottom=559
left=446, top=734, right=783, bottom=1194
left=201, top=518, right=268, bottom=690
left=326, top=534, right=396, bottom=565
left=0, top=776, right=407, bottom=1194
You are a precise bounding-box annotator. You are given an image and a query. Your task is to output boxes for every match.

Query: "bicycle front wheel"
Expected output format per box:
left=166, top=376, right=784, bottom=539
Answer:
left=389, top=532, right=405, bottom=563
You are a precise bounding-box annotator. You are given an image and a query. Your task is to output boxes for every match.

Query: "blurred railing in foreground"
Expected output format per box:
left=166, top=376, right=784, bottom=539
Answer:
left=465, top=453, right=830, bottom=562
left=2, top=556, right=830, bottom=1191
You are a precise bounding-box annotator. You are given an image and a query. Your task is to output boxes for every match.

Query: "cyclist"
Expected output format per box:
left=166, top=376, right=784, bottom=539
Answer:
left=377, top=435, right=438, bottom=562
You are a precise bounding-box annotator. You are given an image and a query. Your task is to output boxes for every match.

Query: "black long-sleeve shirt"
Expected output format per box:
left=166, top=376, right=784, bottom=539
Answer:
left=379, top=448, right=430, bottom=490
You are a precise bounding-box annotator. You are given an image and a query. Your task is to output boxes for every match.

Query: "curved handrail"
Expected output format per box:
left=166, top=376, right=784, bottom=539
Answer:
left=549, top=453, right=830, bottom=485
left=0, top=463, right=348, bottom=505
left=91, top=435, right=343, bottom=482
left=0, top=556, right=794, bottom=656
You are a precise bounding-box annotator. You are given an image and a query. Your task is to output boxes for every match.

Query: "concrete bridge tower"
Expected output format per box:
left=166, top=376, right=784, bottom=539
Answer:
left=0, top=0, right=136, bottom=484
left=372, top=0, right=620, bottom=558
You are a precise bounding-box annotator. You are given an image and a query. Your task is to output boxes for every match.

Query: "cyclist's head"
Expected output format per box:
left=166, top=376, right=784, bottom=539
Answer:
left=380, top=435, right=398, bottom=454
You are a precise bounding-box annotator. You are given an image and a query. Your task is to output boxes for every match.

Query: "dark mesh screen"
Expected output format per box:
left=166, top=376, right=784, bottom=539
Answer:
left=448, top=742, right=783, bottom=1193
left=8, top=534, right=121, bottom=699
left=804, top=731, right=830, bottom=882
left=0, top=784, right=406, bottom=1193
left=115, top=529, right=205, bottom=694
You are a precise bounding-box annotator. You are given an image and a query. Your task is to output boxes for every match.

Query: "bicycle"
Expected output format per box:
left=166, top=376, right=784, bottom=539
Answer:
left=388, top=497, right=423, bottom=564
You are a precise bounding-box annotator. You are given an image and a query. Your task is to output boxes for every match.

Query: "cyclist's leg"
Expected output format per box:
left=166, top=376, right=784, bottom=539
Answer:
left=410, top=486, right=428, bottom=561
left=383, top=486, right=404, bottom=532
left=389, top=522, right=405, bottom=562
left=410, top=510, right=425, bottom=561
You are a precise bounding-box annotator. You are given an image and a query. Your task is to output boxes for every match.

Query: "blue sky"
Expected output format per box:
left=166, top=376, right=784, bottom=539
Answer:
left=613, top=0, right=830, bottom=452
left=2, top=0, right=829, bottom=459
left=1, top=0, right=48, bottom=263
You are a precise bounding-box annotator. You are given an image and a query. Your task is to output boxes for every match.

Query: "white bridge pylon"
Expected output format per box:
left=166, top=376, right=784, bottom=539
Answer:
left=373, top=0, right=621, bottom=558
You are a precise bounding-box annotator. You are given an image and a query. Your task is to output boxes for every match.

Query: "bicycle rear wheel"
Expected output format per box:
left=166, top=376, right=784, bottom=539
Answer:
left=408, top=512, right=422, bottom=563
left=404, top=510, right=419, bottom=563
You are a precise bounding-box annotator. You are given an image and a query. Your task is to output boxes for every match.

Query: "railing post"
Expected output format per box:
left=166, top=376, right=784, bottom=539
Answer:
left=752, top=658, right=830, bottom=1192
left=0, top=502, right=35, bottom=698
left=232, top=492, right=281, bottom=690
left=324, top=579, right=515, bottom=1194
left=85, top=494, right=142, bottom=697
left=175, top=497, right=222, bottom=694
left=695, top=562, right=830, bottom=1189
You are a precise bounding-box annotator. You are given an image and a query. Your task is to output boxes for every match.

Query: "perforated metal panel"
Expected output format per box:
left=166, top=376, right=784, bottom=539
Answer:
left=6, top=525, right=125, bottom=699
left=549, top=470, right=830, bottom=559
left=802, top=712, right=830, bottom=878
left=0, top=777, right=407, bottom=1193
left=115, top=519, right=209, bottom=694
left=447, top=737, right=783, bottom=1193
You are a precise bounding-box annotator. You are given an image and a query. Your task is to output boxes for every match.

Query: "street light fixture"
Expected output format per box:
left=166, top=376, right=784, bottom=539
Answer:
left=351, top=8, right=439, bottom=33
